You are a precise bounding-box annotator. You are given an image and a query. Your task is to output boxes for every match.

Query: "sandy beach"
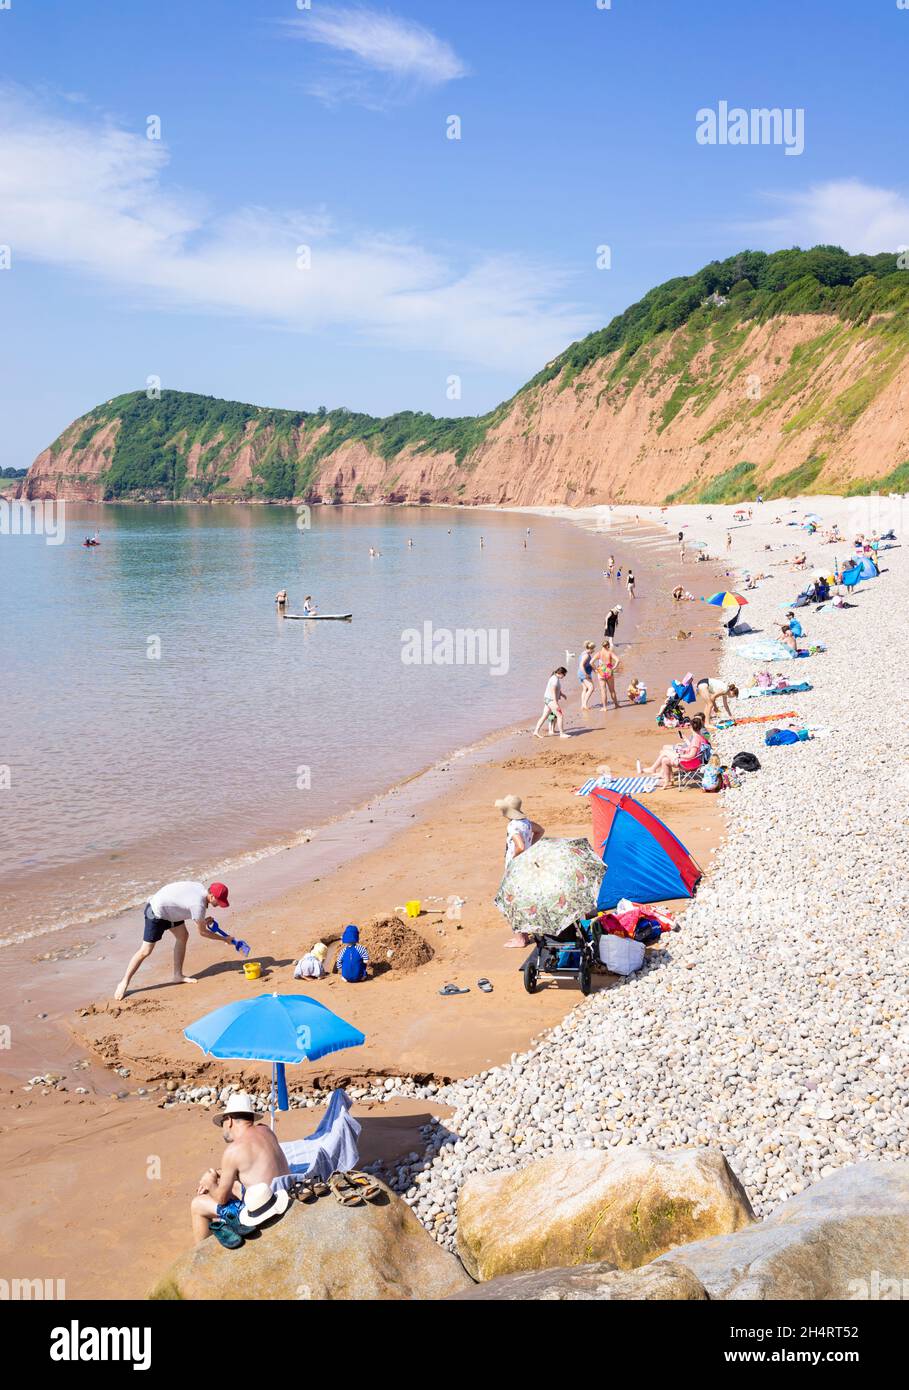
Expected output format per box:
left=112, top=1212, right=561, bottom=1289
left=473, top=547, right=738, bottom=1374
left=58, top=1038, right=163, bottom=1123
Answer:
left=0, top=514, right=732, bottom=1296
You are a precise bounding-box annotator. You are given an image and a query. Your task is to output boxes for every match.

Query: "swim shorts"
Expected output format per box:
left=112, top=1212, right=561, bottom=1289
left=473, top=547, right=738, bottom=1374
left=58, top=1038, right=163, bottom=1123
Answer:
left=143, top=903, right=185, bottom=943
left=216, top=1198, right=244, bottom=1221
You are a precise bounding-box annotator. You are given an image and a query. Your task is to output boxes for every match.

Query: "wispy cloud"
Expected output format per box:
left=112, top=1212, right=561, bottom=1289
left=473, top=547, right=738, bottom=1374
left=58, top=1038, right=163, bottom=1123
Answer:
left=281, top=5, right=467, bottom=106
left=742, top=179, right=909, bottom=253
left=0, top=88, right=591, bottom=374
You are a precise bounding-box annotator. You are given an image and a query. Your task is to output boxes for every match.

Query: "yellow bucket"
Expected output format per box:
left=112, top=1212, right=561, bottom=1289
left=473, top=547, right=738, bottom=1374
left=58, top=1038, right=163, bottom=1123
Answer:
left=405, top=900, right=421, bottom=919
left=243, top=961, right=261, bottom=981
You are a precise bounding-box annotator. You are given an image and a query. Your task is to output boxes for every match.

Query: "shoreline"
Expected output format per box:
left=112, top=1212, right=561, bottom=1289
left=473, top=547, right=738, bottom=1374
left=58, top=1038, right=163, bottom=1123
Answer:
left=0, top=503, right=732, bottom=1294
left=2, top=508, right=724, bottom=1078
left=2, top=506, right=682, bottom=955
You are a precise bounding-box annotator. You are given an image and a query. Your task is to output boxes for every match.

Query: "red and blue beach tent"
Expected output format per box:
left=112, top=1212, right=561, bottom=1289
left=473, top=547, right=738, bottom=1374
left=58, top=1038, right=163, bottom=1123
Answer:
left=590, top=788, right=702, bottom=910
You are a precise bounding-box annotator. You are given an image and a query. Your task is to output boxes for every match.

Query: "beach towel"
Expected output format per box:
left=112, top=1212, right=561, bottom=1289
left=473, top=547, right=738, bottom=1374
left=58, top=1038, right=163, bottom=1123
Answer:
left=741, top=682, right=812, bottom=698
left=275, top=1088, right=361, bottom=1189
left=575, top=774, right=660, bottom=797
left=736, top=639, right=799, bottom=662
left=716, top=711, right=798, bottom=726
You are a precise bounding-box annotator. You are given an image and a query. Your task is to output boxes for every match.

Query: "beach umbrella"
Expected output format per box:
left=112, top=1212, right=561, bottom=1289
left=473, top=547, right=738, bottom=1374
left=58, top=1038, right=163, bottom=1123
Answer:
left=494, top=837, right=606, bottom=937
left=185, top=993, right=365, bottom=1129
left=706, top=591, right=747, bottom=608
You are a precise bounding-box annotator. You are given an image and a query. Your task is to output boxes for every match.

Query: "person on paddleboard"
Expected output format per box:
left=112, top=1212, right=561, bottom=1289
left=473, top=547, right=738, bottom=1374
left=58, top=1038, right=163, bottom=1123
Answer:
left=302, top=595, right=317, bottom=616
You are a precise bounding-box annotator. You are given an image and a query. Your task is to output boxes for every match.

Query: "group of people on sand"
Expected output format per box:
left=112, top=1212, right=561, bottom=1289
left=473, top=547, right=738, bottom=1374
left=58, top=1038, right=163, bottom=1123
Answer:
left=112, top=876, right=376, bottom=1247
left=535, top=630, right=640, bottom=736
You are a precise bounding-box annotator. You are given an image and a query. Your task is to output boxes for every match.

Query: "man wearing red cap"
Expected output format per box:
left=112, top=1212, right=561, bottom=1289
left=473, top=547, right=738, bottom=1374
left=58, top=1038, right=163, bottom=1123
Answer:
left=113, top=880, right=232, bottom=1001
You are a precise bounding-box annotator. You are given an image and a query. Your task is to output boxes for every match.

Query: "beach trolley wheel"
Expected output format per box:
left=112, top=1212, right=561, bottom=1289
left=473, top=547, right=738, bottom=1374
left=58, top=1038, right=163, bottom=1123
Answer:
left=579, top=957, right=592, bottom=996
left=523, top=959, right=538, bottom=994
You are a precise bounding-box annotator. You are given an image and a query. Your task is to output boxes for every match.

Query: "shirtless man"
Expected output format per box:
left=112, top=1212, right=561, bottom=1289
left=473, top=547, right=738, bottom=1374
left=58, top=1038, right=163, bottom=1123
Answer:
left=191, top=1092, right=291, bottom=1244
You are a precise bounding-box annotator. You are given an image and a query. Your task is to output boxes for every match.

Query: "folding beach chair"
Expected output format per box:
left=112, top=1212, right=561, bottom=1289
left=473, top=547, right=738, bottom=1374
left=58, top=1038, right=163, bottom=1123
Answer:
left=673, top=763, right=705, bottom=791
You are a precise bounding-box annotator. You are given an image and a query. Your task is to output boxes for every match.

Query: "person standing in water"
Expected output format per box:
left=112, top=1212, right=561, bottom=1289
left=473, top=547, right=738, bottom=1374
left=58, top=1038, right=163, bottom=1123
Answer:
left=605, top=555, right=614, bottom=579
left=604, top=605, right=622, bottom=642
left=594, top=640, right=621, bottom=711
left=626, top=569, right=636, bottom=598
left=577, top=641, right=596, bottom=709
left=533, top=667, right=568, bottom=738
left=114, top=881, right=232, bottom=1001
left=274, top=589, right=288, bottom=615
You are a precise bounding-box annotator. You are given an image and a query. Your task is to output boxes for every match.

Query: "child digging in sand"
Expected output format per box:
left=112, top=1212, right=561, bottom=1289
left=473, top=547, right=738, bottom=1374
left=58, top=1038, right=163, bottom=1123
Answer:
left=332, top=925, right=371, bottom=982
left=294, top=941, right=328, bottom=979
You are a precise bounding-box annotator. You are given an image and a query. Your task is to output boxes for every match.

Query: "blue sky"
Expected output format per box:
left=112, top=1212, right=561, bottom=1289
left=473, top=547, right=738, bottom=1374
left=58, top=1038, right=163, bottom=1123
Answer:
left=1, top=0, right=908, bottom=469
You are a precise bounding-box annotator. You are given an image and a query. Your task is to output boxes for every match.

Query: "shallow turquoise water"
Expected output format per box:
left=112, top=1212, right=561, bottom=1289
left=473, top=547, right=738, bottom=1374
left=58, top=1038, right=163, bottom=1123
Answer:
left=2, top=502, right=662, bottom=941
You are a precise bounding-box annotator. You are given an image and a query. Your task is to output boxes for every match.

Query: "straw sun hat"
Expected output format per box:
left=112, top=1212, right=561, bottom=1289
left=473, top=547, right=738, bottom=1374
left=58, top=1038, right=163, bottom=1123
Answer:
left=239, top=1182, right=290, bottom=1228
left=212, top=1091, right=256, bottom=1127
left=494, top=794, right=524, bottom=818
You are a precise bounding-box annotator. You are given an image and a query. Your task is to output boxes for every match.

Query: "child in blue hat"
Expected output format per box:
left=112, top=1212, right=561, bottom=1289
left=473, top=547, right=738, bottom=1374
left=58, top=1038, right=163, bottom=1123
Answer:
left=333, top=925, right=371, bottom=983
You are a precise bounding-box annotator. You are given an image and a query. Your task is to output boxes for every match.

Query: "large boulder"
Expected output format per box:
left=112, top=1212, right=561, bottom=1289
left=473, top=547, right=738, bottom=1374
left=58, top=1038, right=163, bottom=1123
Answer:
left=656, top=1162, right=909, bottom=1300
left=150, top=1185, right=471, bottom=1301
left=450, top=1260, right=707, bottom=1301
left=457, top=1147, right=754, bottom=1281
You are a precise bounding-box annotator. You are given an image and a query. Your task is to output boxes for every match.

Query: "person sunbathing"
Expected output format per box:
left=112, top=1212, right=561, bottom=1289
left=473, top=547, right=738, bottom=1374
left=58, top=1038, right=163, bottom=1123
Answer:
left=191, top=1092, right=290, bottom=1246
left=641, top=716, right=710, bottom=790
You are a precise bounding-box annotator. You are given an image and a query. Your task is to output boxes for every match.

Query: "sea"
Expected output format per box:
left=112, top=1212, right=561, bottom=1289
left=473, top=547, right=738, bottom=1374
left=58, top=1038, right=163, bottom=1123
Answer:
left=0, top=501, right=678, bottom=946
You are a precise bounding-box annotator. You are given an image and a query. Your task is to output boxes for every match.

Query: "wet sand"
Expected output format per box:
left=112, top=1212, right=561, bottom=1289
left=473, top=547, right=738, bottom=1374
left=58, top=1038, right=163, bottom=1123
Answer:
left=0, top=518, right=728, bottom=1295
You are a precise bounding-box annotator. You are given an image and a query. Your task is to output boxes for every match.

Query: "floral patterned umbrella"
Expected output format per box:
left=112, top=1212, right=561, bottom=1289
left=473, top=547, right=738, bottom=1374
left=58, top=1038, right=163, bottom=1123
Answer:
left=494, top=837, right=606, bottom=936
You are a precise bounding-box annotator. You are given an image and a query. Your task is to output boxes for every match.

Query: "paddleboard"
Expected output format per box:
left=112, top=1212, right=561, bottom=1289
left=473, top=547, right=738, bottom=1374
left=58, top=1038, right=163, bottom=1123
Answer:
left=284, top=613, right=352, bottom=621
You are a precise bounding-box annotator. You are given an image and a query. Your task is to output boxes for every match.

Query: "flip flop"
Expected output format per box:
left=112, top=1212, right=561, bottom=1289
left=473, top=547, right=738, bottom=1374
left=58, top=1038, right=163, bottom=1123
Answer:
left=328, top=1171, right=362, bottom=1206
left=343, top=1170, right=382, bottom=1201
left=210, top=1219, right=244, bottom=1250
left=477, top=978, right=493, bottom=993
left=439, top=983, right=470, bottom=996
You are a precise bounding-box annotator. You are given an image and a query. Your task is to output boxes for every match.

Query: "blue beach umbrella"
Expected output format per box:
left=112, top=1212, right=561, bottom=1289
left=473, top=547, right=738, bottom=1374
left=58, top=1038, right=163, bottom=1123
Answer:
left=185, top=993, right=366, bottom=1129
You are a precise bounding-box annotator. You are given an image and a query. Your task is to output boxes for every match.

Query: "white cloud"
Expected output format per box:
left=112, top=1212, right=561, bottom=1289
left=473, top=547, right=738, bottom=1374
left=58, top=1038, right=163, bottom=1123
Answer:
left=0, top=88, right=592, bottom=374
left=743, top=179, right=909, bottom=253
left=282, top=5, right=466, bottom=104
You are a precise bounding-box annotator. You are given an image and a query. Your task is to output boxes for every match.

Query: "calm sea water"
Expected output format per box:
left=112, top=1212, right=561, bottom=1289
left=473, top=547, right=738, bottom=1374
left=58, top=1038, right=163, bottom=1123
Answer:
left=0, top=503, right=668, bottom=944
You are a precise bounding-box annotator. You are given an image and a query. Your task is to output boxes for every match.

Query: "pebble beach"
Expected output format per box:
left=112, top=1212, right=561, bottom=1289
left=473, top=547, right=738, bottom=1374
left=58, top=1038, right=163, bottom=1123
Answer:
left=403, top=498, right=909, bottom=1249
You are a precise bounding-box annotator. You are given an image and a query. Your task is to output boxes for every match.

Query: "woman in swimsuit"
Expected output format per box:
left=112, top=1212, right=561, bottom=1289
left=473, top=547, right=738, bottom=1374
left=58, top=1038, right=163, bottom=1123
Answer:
left=577, top=642, right=596, bottom=710
left=594, top=641, right=620, bottom=711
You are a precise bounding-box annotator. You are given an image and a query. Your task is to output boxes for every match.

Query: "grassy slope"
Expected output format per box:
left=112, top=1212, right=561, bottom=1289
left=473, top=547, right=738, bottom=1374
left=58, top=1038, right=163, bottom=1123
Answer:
left=42, top=246, right=909, bottom=501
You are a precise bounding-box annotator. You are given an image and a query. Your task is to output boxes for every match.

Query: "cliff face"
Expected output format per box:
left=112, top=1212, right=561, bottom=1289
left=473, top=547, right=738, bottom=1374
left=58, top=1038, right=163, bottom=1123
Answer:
left=19, top=250, right=909, bottom=506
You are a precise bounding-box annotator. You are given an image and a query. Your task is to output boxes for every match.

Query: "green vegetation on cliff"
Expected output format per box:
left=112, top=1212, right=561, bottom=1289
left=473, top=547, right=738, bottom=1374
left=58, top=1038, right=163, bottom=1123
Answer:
left=34, top=246, right=909, bottom=501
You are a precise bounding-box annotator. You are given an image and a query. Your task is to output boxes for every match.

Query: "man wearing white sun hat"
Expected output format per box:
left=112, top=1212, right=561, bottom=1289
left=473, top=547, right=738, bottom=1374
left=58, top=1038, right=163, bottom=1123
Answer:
left=191, top=1091, right=290, bottom=1246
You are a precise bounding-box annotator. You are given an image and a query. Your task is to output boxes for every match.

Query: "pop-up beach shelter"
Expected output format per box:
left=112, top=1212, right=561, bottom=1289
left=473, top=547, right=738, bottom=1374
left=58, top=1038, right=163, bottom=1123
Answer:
left=590, top=788, right=702, bottom=911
